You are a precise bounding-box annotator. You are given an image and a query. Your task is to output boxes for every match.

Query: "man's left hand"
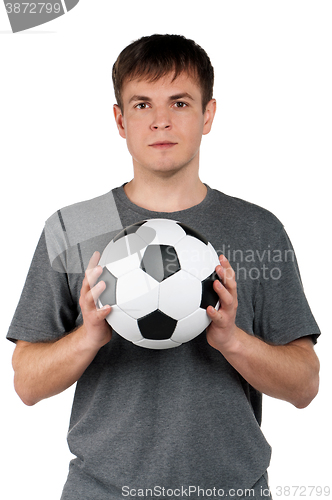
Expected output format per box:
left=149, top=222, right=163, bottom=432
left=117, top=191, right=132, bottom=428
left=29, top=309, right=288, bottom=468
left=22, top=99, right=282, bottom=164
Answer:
left=206, top=254, right=239, bottom=352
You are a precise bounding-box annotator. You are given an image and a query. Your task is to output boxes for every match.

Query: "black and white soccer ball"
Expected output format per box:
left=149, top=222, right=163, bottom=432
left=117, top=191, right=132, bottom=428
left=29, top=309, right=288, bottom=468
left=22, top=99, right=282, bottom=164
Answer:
left=97, top=219, right=220, bottom=349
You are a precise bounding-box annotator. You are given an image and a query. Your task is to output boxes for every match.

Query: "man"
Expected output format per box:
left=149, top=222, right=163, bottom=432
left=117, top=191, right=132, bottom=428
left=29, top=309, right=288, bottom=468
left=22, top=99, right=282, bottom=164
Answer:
left=8, top=34, right=320, bottom=499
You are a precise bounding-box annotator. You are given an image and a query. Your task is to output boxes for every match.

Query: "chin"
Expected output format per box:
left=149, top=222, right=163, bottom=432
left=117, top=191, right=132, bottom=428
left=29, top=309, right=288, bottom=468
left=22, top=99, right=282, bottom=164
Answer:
left=141, top=158, right=196, bottom=176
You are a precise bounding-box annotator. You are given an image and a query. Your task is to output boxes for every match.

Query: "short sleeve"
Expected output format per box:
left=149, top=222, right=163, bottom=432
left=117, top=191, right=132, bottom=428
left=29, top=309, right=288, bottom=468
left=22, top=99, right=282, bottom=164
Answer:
left=253, top=227, right=320, bottom=345
left=6, top=230, right=81, bottom=343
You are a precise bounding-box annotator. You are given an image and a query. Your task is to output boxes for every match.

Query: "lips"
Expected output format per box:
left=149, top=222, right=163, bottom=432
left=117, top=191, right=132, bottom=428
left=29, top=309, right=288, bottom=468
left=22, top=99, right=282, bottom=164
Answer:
left=149, top=141, right=177, bottom=150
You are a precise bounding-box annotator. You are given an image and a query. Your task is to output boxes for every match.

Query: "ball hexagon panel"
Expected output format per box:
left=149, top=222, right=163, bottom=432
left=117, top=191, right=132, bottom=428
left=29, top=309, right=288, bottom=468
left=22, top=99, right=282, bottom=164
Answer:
left=106, top=305, right=143, bottom=343
left=171, top=307, right=212, bottom=344
left=136, top=219, right=186, bottom=246
left=116, top=268, right=159, bottom=319
left=100, top=233, right=147, bottom=277
left=174, top=237, right=219, bottom=281
left=158, top=270, right=202, bottom=320
left=134, top=337, right=182, bottom=349
left=105, top=251, right=144, bottom=279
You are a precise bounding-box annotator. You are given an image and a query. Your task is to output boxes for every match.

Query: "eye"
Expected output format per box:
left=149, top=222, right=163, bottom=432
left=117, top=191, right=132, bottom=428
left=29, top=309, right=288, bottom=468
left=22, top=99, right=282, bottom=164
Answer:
left=135, top=102, right=150, bottom=109
left=173, top=101, right=188, bottom=108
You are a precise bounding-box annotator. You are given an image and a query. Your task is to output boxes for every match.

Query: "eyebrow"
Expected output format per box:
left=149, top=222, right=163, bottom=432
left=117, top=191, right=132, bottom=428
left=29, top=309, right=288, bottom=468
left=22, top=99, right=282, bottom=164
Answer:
left=128, top=92, right=195, bottom=104
left=169, top=92, right=195, bottom=101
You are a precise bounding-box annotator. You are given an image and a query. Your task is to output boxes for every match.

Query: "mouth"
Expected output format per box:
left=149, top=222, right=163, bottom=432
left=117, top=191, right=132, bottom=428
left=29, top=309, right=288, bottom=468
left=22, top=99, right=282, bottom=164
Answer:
left=149, top=141, right=177, bottom=150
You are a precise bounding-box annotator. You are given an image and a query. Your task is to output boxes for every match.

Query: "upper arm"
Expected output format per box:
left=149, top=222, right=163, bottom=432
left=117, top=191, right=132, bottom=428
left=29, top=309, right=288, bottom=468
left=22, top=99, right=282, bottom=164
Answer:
left=288, top=335, right=315, bottom=351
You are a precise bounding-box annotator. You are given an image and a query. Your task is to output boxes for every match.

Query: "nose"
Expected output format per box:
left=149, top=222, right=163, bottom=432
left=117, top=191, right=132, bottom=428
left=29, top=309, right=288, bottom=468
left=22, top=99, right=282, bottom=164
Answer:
left=150, top=107, right=172, bottom=131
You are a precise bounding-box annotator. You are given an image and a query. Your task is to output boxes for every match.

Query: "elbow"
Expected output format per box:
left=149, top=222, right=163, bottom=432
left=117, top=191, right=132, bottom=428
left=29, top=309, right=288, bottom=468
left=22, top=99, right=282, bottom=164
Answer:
left=293, top=384, right=319, bottom=409
left=292, top=346, right=320, bottom=409
left=15, top=389, right=38, bottom=407
left=21, top=398, right=37, bottom=407
left=14, top=373, right=38, bottom=407
left=293, top=365, right=320, bottom=409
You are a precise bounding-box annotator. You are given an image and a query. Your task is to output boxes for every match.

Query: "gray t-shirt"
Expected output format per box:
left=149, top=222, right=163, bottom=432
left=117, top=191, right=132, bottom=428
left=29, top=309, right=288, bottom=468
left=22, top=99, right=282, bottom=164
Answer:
left=7, top=185, right=320, bottom=499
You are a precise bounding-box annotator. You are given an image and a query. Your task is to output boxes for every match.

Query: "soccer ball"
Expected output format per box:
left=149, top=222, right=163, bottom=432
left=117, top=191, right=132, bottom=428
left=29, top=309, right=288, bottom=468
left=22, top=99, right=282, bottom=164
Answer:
left=97, top=219, right=220, bottom=349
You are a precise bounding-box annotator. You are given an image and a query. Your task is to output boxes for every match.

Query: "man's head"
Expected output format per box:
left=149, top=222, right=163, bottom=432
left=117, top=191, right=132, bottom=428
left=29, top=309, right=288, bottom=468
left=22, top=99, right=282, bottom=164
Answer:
left=112, top=34, right=216, bottom=180
left=112, top=34, right=214, bottom=114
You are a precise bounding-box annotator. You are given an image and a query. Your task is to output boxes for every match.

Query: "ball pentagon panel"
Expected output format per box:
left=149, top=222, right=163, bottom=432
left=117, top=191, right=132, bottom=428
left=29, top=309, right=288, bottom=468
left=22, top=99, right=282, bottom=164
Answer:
left=98, top=268, right=117, bottom=307
left=137, top=309, right=178, bottom=340
left=140, top=244, right=180, bottom=283
left=201, top=272, right=220, bottom=310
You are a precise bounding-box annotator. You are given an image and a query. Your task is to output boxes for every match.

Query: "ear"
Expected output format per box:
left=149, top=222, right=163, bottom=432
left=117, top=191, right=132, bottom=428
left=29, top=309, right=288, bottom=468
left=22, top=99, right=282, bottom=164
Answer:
left=113, top=104, right=126, bottom=139
left=202, top=99, right=217, bottom=136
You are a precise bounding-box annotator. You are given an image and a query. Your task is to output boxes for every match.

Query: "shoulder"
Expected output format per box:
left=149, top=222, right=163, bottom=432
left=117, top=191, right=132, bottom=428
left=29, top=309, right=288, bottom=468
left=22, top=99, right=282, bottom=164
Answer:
left=210, top=188, right=284, bottom=234
left=44, top=189, right=124, bottom=273
left=45, top=189, right=123, bottom=243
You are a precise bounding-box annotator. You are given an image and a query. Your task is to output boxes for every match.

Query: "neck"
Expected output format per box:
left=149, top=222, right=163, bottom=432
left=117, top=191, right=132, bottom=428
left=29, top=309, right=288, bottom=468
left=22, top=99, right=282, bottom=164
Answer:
left=123, top=173, right=207, bottom=213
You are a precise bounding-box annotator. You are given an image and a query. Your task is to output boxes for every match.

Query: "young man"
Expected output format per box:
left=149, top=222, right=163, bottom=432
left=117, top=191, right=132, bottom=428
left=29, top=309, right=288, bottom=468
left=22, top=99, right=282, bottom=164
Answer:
left=8, top=34, right=320, bottom=499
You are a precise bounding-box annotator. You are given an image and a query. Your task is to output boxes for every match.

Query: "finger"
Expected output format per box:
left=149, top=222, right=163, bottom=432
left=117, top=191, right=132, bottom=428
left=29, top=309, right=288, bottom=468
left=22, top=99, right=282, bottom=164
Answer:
left=97, top=306, right=113, bottom=325
left=216, top=260, right=236, bottom=292
left=81, top=279, right=110, bottom=315
left=95, top=301, right=112, bottom=319
left=90, top=278, right=107, bottom=306
left=219, top=255, right=235, bottom=280
left=213, top=278, right=235, bottom=307
left=207, top=305, right=223, bottom=325
left=80, top=269, right=105, bottom=310
left=87, top=251, right=101, bottom=270
left=80, top=252, right=101, bottom=294
left=85, top=261, right=104, bottom=291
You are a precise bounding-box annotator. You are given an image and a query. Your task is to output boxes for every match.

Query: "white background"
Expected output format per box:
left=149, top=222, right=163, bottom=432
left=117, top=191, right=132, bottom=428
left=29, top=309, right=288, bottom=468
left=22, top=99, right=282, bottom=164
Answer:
left=1, top=1, right=331, bottom=499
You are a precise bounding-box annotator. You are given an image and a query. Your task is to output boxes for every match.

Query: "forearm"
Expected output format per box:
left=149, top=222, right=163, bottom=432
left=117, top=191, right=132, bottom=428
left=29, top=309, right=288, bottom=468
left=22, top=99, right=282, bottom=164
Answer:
left=206, top=257, right=319, bottom=408
left=219, top=327, right=320, bottom=408
left=12, top=325, right=100, bottom=406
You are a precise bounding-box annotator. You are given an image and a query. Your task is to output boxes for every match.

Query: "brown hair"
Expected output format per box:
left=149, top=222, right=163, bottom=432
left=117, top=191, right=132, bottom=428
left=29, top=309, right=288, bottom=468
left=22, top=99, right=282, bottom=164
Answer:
left=112, top=34, right=214, bottom=113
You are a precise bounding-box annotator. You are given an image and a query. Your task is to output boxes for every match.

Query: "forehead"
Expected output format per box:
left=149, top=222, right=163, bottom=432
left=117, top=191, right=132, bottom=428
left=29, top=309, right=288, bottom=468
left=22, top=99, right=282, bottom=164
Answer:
left=121, top=71, right=202, bottom=102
